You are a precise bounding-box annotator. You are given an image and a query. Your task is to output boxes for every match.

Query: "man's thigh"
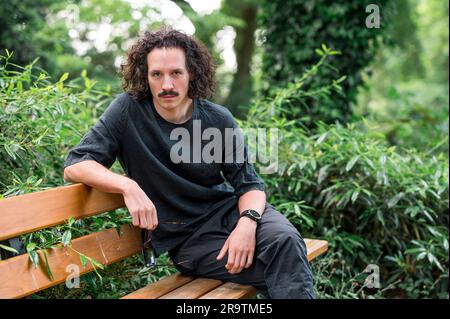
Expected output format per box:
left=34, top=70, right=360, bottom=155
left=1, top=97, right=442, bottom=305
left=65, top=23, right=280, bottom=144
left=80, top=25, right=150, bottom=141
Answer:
left=169, top=203, right=305, bottom=288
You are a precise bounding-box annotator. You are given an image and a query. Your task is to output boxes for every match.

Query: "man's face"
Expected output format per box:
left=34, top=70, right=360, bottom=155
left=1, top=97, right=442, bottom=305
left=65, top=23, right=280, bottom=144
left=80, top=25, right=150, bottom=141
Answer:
left=147, top=47, right=191, bottom=111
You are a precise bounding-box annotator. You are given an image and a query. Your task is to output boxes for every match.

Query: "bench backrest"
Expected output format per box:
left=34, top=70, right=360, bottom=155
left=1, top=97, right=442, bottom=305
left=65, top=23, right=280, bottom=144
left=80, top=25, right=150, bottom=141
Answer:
left=0, top=184, right=139, bottom=299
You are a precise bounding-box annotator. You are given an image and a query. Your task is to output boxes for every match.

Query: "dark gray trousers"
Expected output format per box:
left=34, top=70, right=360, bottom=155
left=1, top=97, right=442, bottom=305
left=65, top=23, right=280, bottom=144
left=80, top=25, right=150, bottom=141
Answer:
left=168, top=203, right=315, bottom=299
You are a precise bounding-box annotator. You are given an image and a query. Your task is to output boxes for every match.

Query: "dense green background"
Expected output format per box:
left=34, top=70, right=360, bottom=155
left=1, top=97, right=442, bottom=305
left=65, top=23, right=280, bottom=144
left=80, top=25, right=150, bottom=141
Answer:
left=1, top=0, right=448, bottom=299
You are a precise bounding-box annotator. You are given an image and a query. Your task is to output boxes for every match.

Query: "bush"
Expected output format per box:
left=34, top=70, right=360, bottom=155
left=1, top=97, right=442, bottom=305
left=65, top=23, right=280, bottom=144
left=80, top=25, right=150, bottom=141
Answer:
left=355, top=78, right=449, bottom=156
left=258, top=0, right=391, bottom=126
left=0, top=51, right=111, bottom=195
left=246, top=61, right=449, bottom=298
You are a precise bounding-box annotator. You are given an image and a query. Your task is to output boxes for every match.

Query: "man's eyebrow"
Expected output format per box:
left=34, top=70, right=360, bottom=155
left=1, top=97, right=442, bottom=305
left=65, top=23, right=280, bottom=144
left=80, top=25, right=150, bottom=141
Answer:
left=148, top=68, right=185, bottom=73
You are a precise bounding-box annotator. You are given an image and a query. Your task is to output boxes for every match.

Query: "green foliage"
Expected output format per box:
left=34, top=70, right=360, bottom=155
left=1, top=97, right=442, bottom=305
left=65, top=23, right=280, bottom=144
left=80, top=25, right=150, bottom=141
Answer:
left=248, top=44, right=346, bottom=128
left=246, top=54, right=449, bottom=298
left=0, top=0, right=77, bottom=77
left=0, top=50, right=111, bottom=195
left=358, top=85, right=449, bottom=155
left=258, top=0, right=391, bottom=126
left=354, top=0, right=449, bottom=155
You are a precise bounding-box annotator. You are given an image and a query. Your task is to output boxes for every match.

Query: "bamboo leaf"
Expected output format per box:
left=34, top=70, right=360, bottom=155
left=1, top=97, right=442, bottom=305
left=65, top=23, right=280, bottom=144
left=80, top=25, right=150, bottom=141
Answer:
left=62, top=230, right=72, bottom=247
left=345, top=156, right=359, bottom=172
left=42, top=250, right=54, bottom=281
left=0, top=244, right=19, bottom=254
left=28, top=250, right=39, bottom=268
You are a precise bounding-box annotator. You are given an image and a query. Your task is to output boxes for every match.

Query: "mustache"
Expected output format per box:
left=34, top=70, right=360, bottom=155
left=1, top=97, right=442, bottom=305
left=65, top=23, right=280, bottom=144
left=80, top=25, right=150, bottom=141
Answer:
left=158, top=90, right=179, bottom=97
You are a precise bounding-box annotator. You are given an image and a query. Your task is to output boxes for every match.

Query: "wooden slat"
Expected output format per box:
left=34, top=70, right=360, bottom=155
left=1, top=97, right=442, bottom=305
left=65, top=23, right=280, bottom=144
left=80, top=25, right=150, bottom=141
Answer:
left=121, top=273, right=194, bottom=299
left=122, top=238, right=329, bottom=299
left=159, top=278, right=223, bottom=299
left=199, top=282, right=257, bottom=299
left=0, top=183, right=125, bottom=240
left=0, top=224, right=140, bottom=299
left=305, top=239, right=328, bottom=261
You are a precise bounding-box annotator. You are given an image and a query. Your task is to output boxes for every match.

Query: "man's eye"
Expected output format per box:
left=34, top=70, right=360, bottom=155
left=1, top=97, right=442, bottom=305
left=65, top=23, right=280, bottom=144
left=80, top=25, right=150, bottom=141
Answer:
left=151, top=72, right=160, bottom=77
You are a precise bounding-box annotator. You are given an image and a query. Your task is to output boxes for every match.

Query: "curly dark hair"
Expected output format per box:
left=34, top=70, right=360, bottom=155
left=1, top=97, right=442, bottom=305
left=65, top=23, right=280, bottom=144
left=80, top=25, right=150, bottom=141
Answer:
left=120, top=27, right=217, bottom=101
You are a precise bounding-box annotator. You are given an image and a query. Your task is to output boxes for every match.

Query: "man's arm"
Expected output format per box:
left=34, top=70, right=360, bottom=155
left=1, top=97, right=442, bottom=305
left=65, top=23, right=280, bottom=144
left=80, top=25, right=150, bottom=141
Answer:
left=217, top=189, right=266, bottom=274
left=238, top=189, right=266, bottom=216
left=64, top=160, right=158, bottom=230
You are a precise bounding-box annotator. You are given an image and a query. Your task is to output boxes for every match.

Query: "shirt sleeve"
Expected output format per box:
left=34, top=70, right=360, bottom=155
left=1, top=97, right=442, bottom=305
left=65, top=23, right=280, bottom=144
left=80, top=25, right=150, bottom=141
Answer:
left=221, top=113, right=265, bottom=197
left=64, top=94, right=128, bottom=169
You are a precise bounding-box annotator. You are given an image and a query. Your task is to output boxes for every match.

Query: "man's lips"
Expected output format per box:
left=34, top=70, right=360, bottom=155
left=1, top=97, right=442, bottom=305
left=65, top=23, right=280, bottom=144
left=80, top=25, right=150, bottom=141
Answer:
left=161, top=95, right=177, bottom=99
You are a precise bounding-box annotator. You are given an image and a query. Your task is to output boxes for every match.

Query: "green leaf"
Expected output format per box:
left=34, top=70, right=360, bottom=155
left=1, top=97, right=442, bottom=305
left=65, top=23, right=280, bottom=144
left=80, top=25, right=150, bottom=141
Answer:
left=351, top=189, right=360, bottom=203
left=345, top=156, right=359, bottom=172
left=387, top=192, right=405, bottom=208
left=380, top=155, right=387, bottom=167
left=294, top=204, right=301, bottom=216
left=310, top=158, right=317, bottom=170
left=0, top=244, right=19, bottom=254
left=3, top=144, right=16, bottom=160
left=42, top=250, right=54, bottom=281
left=80, top=254, right=88, bottom=268
left=315, top=133, right=328, bottom=146
left=68, top=217, right=75, bottom=228
left=59, top=72, right=69, bottom=83
left=405, top=248, right=424, bottom=255
left=90, top=258, right=104, bottom=270
left=26, top=242, right=36, bottom=252
left=62, top=230, right=72, bottom=247
left=317, top=165, right=330, bottom=184
left=28, top=250, right=39, bottom=268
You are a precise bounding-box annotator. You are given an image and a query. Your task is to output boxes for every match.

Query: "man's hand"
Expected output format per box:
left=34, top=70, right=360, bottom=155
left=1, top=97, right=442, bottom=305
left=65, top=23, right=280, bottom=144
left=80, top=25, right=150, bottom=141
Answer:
left=122, top=180, right=158, bottom=230
left=216, top=217, right=257, bottom=274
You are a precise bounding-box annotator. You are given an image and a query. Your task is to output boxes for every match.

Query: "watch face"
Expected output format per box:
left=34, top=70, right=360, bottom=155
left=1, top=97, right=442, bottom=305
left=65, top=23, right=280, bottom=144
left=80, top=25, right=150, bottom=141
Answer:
left=248, top=210, right=261, bottom=220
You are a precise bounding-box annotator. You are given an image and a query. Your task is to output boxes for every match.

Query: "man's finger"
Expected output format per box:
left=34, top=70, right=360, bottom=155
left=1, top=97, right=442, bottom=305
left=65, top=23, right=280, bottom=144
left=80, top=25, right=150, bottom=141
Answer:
left=226, top=248, right=236, bottom=270
left=152, top=208, right=158, bottom=228
left=228, top=250, right=239, bottom=272
left=145, top=209, right=153, bottom=230
left=216, top=238, right=229, bottom=260
left=131, top=211, right=140, bottom=227
left=245, top=250, right=254, bottom=269
left=239, top=252, right=247, bottom=271
left=139, top=211, right=148, bottom=229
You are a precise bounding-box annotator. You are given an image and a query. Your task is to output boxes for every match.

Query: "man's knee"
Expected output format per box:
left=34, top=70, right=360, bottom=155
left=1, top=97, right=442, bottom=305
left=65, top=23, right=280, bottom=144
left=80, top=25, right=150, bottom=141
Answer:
left=276, top=228, right=307, bottom=253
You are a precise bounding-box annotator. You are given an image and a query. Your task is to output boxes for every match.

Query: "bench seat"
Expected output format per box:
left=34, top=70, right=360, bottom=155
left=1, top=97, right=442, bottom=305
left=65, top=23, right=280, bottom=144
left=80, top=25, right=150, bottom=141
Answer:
left=0, top=183, right=328, bottom=299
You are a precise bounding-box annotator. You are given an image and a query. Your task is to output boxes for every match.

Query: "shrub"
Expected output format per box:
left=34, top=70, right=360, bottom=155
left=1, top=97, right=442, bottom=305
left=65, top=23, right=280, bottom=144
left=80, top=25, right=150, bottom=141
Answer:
left=0, top=50, right=111, bottom=195
left=245, top=60, right=449, bottom=298
left=258, top=0, right=392, bottom=126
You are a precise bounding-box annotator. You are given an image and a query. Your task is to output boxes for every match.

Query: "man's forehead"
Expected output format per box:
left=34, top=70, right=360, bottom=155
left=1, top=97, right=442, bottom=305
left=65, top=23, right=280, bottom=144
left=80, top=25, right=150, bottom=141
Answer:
left=147, top=47, right=187, bottom=70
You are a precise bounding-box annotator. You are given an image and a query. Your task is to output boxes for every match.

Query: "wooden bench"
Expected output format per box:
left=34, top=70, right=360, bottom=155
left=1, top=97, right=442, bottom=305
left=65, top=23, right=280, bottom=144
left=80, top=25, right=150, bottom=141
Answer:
left=0, top=183, right=328, bottom=299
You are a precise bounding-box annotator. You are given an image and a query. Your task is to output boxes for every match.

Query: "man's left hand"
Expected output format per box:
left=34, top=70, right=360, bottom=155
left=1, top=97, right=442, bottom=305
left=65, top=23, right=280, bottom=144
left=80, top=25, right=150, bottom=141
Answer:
left=216, top=217, right=257, bottom=274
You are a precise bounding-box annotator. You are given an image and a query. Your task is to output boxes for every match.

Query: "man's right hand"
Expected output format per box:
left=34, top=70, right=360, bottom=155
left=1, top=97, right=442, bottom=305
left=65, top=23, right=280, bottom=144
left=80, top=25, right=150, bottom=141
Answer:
left=64, top=161, right=158, bottom=230
left=122, top=180, right=158, bottom=230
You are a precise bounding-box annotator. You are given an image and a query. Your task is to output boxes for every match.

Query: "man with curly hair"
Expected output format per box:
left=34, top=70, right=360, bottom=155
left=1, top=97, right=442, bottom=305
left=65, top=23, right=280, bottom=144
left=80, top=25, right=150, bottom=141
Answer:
left=63, top=27, right=315, bottom=299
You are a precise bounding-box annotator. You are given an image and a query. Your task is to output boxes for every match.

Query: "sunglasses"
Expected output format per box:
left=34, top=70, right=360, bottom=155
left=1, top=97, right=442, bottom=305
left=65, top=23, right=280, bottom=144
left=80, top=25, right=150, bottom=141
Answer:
left=141, top=229, right=156, bottom=268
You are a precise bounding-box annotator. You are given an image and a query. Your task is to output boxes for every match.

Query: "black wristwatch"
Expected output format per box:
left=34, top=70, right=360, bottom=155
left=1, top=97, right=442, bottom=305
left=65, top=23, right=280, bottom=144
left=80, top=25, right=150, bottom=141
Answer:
left=240, top=209, right=262, bottom=224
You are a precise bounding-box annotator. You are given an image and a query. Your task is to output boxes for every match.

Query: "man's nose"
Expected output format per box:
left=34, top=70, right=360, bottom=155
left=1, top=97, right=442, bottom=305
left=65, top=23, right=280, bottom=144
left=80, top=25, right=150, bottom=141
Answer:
left=162, top=76, right=174, bottom=91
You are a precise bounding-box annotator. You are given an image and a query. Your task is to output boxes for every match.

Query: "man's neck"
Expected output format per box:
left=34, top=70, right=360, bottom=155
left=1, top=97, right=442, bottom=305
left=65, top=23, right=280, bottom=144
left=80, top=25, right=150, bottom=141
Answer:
left=153, top=97, right=194, bottom=124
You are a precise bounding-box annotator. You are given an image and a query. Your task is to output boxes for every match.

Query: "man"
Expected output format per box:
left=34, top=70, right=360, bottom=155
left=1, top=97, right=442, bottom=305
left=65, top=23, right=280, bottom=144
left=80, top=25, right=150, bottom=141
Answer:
left=63, top=27, right=315, bottom=299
